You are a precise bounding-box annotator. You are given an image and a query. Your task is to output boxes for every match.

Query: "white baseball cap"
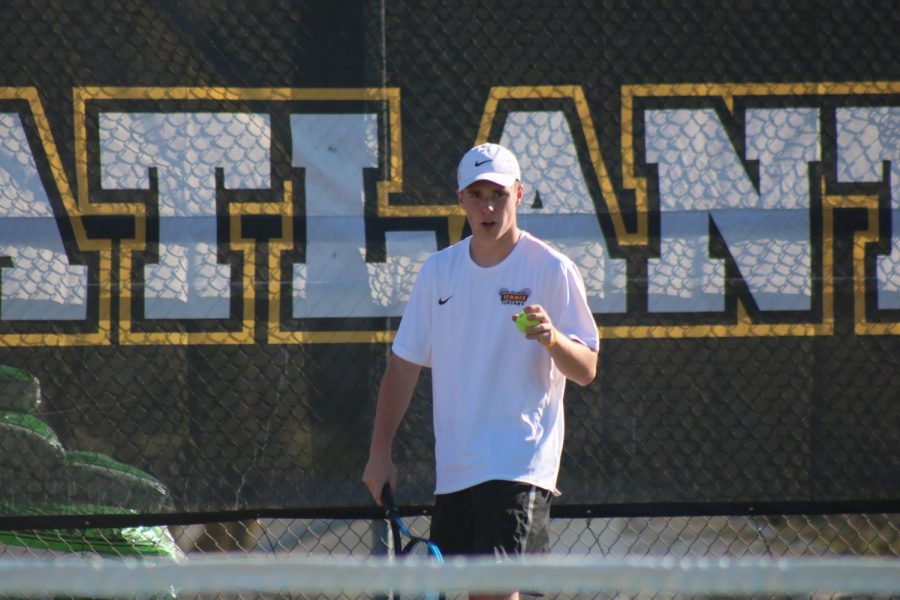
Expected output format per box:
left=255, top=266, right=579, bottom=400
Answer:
left=456, top=143, right=521, bottom=191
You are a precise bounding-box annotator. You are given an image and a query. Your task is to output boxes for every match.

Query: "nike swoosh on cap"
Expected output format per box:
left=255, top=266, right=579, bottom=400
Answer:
left=474, top=159, right=492, bottom=167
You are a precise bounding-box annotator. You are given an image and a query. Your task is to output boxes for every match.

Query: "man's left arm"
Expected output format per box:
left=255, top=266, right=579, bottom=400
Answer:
left=515, top=305, right=598, bottom=386
left=544, top=329, right=598, bottom=387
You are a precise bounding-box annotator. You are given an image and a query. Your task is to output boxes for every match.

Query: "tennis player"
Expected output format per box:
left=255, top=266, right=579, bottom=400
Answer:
left=363, top=143, right=599, bottom=600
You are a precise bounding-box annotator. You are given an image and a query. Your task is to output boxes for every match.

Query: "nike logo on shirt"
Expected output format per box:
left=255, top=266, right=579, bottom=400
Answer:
left=438, top=296, right=453, bottom=305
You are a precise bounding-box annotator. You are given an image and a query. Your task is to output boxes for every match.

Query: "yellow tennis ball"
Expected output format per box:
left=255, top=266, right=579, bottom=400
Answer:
left=516, top=312, right=539, bottom=334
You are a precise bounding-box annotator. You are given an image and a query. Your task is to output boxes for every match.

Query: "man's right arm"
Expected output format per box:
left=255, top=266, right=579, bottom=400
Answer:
left=361, top=353, right=422, bottom=504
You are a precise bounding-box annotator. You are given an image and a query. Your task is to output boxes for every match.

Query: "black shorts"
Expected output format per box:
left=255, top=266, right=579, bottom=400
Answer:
left=429, top=480, right=553, bottom=558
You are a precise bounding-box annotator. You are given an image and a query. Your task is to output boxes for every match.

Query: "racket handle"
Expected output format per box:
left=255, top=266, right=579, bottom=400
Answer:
left=381, top=483, right=398, bottom=515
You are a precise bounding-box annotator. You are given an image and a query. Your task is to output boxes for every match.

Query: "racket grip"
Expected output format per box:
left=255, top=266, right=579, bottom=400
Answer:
left=381, top=483, right=397, bottom=514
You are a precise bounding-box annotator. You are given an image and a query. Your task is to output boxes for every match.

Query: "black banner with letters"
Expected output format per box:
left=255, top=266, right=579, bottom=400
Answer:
left=0, top=0, right=898, bottom=518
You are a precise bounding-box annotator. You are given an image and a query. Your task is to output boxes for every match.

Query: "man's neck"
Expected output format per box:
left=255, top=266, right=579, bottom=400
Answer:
left=469, top=228, right=521, bottom=268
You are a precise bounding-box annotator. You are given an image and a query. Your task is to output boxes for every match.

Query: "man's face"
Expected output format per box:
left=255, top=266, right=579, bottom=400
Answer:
left=457, top=179, right=523, bottom=244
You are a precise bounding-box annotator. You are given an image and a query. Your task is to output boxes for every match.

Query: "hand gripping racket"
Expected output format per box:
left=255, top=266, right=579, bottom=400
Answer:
left=381, top=484, right=444, bottom=600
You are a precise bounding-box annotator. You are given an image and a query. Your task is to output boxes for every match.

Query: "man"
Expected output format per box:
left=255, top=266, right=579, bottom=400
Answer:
left=362, top=143, right=599, bottom=600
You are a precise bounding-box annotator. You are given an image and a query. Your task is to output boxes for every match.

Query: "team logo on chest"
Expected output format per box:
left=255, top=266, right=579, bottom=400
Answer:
left=498, top=288, right=531, bottom=306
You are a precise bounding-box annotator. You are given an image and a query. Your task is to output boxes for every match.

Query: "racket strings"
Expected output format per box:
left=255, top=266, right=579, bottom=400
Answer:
left=395, top=539, right=442, bottom=600
left=404, top=539, right=433, bottom=559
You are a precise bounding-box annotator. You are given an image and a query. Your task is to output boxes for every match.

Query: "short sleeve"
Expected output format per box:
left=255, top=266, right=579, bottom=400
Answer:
left=555, top=260, right=600, bottom=352
left=391, top=257, right=434, bottom=367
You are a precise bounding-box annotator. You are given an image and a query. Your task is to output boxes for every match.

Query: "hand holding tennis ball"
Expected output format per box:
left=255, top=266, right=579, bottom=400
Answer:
left=513, top=307, right=560, bottom=349
left=515, top=311, right=540, bottom=334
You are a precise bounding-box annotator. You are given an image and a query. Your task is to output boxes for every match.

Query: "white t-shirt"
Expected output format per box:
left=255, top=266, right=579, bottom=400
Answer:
left=392, top=231, right=599, bottom=495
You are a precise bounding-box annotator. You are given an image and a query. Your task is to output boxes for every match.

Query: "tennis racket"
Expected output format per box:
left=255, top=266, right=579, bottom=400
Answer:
left=381, top=484, right=444, bottom=600
left=382, top=483, right=444, bottom=561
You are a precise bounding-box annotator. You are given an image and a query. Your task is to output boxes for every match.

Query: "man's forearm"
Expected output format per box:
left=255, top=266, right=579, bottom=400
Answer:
left=547, top=330, right=598, bottom=387
left=362, top=354, right=423, bottom=501
left=369, top=354, right=421, bottom=454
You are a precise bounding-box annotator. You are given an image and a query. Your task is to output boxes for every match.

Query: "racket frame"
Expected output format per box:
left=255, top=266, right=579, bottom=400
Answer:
left=381, top=484, right=444, bottom=561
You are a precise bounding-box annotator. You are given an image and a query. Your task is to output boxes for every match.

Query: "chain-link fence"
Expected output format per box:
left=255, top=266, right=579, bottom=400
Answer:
left=3, top=513, right=899, bottom=559
left=0, top=0, right=899, bottom=588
